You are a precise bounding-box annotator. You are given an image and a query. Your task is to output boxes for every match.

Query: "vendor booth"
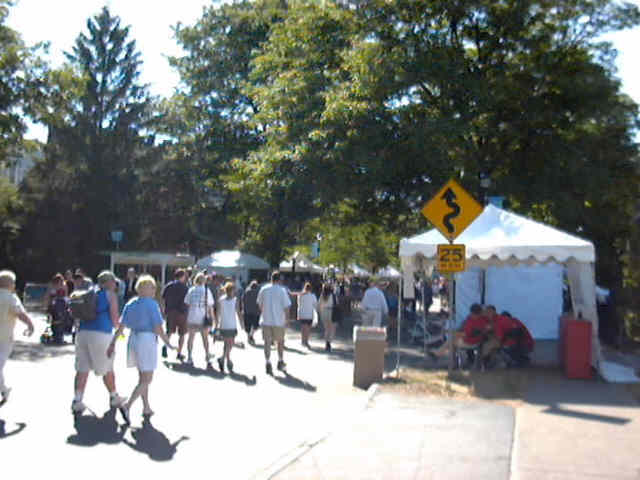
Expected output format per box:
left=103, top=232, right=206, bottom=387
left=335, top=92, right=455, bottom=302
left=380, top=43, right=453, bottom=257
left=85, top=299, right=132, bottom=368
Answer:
left=279, top=251, right=324, bottom=274
left=348, top=264, right=372, bottom=277
left=377, top=265, right=401, bottom=279
left=196, top=250, right=269, bottom=283
left=399, top=205, right=600, bottom=367
left=108, top=251, right=195, bottom=287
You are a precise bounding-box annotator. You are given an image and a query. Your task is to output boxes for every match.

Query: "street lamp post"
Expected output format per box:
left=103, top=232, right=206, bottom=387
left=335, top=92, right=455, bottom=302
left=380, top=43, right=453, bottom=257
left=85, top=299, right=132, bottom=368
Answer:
left=479, top=172, right=491, bottom=205
left=110, top=230, right=123, bottom=251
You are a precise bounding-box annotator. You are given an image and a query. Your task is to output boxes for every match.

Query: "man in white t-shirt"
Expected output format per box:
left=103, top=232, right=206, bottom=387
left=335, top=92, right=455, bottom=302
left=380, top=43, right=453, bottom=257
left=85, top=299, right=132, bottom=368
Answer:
left=361, top=280, right=389, bottom=327
left=0, top=270, right=35, bottom=404
left=257, top=271, right=292, bottom=375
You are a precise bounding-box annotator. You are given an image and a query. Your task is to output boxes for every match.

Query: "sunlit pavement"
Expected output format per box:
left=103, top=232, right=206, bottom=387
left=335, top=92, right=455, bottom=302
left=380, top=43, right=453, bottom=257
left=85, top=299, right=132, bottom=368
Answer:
left=0, top=313, right=367, bottom=479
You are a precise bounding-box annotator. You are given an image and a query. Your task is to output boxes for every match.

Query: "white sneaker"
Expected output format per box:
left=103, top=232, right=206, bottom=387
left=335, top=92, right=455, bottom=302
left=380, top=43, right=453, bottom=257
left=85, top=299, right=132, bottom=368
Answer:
left=110, top=394, right=126, bottom=408
left=71, top=399, right=86, bottom=413
left=1, top=387, right=11, bottom=404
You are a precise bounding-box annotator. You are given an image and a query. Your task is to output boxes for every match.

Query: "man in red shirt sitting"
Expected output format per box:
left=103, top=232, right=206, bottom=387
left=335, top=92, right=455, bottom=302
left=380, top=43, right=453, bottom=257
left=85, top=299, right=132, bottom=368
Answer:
left=494, top=311, right=534, bottom=367
left=428, top=303, right=489, bottom=361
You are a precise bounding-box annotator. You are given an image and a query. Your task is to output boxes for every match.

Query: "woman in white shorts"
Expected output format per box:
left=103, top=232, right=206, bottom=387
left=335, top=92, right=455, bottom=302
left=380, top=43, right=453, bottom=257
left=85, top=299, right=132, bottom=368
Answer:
left=184, top=272, right=215, bottom=366
left=107, top=275, right=173, bottom=423
left=216, top=282, right=241, bottom=373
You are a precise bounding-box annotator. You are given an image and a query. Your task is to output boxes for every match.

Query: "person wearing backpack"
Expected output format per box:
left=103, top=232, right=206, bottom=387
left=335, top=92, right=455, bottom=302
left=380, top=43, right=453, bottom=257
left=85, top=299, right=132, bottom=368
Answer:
left=71, top=270, right=126, bottom=415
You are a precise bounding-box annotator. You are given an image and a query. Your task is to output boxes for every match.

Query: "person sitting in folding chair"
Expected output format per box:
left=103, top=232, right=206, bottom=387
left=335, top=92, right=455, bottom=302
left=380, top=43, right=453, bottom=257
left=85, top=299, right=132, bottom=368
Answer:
left=494, top=311, right=534, bottom=367
left=428, top=303, right=489, bottom=366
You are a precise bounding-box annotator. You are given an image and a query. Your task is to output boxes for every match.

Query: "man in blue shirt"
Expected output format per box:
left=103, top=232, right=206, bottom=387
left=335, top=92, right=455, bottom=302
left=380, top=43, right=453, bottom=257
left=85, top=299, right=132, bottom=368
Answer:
left=72, top=270, right=126, bottom=414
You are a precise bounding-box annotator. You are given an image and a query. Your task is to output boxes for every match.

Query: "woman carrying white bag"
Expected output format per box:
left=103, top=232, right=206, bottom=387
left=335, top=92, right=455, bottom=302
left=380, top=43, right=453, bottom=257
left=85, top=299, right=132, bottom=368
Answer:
left=215, top=282, right=242, bottom=373
left=107, top=275, right=174, bottom=423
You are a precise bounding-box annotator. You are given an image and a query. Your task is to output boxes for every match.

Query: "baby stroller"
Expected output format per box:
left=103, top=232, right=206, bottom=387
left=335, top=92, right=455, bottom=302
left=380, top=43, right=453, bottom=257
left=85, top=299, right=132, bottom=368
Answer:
left=44, top=295, right=74, bottom=345
left=406, top=307, right=446, bottom=348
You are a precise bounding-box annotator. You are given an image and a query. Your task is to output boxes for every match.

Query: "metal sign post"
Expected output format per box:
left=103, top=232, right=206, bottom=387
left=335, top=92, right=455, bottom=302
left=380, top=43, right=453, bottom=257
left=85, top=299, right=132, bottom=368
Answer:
left=447, top=271, right=455, bottom=371
left=420, top=178, right=483, bottom=372
left=396, top=275, right=402, bottom=377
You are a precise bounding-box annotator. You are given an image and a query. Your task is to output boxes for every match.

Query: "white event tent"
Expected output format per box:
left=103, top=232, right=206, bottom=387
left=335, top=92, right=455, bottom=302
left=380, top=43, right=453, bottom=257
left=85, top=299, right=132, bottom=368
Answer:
left=196, top=250, right=269, bottom=283
left=399, top=205, right=600, bottom=366
left=279, top=251, right=324, bottom=274
left=348, top=264, right=372, bottom=277
left=378, top=265, right=402, bottom=278
left=108, top=251, right=195, bottom=287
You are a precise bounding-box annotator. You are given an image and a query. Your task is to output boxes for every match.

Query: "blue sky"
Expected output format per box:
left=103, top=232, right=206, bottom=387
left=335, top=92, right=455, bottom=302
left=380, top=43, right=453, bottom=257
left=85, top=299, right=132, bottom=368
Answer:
left=8, top=0, right=640, bottom=142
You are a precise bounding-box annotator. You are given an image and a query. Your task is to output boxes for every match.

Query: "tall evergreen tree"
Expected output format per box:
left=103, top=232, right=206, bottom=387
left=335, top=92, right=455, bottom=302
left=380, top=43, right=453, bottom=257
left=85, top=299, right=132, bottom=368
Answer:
left=20, top=7, right=153, bottom=276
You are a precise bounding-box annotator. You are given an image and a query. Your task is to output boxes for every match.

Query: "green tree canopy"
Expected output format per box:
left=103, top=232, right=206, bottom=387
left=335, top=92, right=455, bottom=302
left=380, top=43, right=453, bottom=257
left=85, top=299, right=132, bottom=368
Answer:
left=231, top=0, right=639, bottom=282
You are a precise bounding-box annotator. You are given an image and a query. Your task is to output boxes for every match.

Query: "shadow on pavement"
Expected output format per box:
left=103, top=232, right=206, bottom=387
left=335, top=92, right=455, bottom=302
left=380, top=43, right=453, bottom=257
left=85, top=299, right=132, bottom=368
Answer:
left=0, top=419, right=26, bottom=439
left=10, top=340, right=75, bottom=362
left=326, top=347, right=354, bottom=362
left=253, top=342, right=308, bottom=356
left=228, top=371, right=257, bottom=386
left=123, top=418, right=189, bottom=461
left=67, top=409, right=125, bottom=447
left=283, top=345, right=308, bottom=355
left=542, top=405, right=630, bottom=425
left=163, top=361, right=224, bottom=379
left=522, top=368, right=639, bottom=409
left=274, top=372, right=316, bottom=392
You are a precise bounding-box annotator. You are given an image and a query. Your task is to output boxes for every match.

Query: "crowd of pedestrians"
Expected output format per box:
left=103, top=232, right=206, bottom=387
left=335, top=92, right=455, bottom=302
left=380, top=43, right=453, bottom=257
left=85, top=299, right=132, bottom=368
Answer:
left=0, top=259, right=416, bottom=427
left=1, top=265, right=381, bottom=423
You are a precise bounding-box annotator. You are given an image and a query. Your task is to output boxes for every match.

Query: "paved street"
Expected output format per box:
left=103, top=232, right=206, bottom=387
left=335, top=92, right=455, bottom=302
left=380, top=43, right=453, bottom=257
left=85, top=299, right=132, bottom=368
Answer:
left=4, top=313, right=640, bottom=480
left=0, top=313, right=367, bottom=480
left=274, top=392, right=515, bottom=480
left=514, top=371, right=640, bottom=480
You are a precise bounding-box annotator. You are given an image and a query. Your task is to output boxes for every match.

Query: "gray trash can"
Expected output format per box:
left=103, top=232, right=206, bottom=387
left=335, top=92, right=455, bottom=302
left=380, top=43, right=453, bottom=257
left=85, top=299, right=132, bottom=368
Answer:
left=353, top=326, right=386, bottom=389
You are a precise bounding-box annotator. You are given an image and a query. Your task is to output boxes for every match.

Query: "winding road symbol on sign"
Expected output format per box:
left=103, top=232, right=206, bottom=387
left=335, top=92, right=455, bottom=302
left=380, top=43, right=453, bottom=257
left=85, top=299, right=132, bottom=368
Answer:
left=421, top=178, right=483, bottom=242
left=441, top=188, right=461, bottom=235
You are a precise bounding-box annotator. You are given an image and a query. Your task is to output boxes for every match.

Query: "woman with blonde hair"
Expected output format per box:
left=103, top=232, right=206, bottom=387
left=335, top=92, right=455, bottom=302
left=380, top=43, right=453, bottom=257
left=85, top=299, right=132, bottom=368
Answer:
left=107, top=275, right=173, bottom=423
left=215, top=282, right=241, bottom=372
left=184, top=272, right=215, bottom=366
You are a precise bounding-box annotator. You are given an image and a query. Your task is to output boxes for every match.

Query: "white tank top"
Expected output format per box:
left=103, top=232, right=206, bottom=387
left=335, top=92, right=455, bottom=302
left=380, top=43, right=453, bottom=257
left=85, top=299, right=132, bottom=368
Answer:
left=218, top=296, right=238, bottom=330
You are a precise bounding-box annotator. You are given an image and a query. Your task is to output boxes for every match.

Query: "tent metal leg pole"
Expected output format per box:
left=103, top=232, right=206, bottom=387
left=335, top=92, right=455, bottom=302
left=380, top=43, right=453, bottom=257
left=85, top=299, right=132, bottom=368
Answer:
left=396, top=276, right=402, bottom=378
left=448, top=273, right=455, bottom=372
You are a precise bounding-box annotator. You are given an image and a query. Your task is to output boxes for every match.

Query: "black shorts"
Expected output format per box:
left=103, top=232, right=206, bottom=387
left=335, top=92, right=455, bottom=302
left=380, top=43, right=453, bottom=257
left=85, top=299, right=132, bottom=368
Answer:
left=244, top=313, right=259, bottom=331
left=299, top=319, right=313, bottom=326
left=220, top=329, right=237, bottom=339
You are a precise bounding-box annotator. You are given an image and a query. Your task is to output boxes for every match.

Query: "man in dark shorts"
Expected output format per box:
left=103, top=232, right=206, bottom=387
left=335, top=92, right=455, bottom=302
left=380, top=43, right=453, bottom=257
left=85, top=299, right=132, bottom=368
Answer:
left=161, top=269, right=189, bottom=360
left=242, top=280, right=260, bottom=345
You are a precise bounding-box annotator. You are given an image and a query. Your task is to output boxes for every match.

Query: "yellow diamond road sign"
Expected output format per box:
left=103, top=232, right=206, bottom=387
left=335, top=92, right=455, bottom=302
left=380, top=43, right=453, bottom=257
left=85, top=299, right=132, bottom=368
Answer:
left=438, top=244, right=466, bottom=273
left=422, top=179, right=483, bottom=242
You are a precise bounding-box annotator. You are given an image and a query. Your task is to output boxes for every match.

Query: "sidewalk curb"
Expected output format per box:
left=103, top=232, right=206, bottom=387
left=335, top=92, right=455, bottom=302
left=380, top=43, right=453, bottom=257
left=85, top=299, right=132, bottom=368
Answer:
left=508, top=407, right=520, bottom=480
left=252, top=382, right=380, bottom=480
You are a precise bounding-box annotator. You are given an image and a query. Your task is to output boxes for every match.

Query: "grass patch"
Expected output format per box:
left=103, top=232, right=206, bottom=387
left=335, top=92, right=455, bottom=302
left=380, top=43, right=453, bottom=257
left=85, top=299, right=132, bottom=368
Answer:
left=381, top=367, right=531, bottom=404
left=380, top=369, right=473, bottom=398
